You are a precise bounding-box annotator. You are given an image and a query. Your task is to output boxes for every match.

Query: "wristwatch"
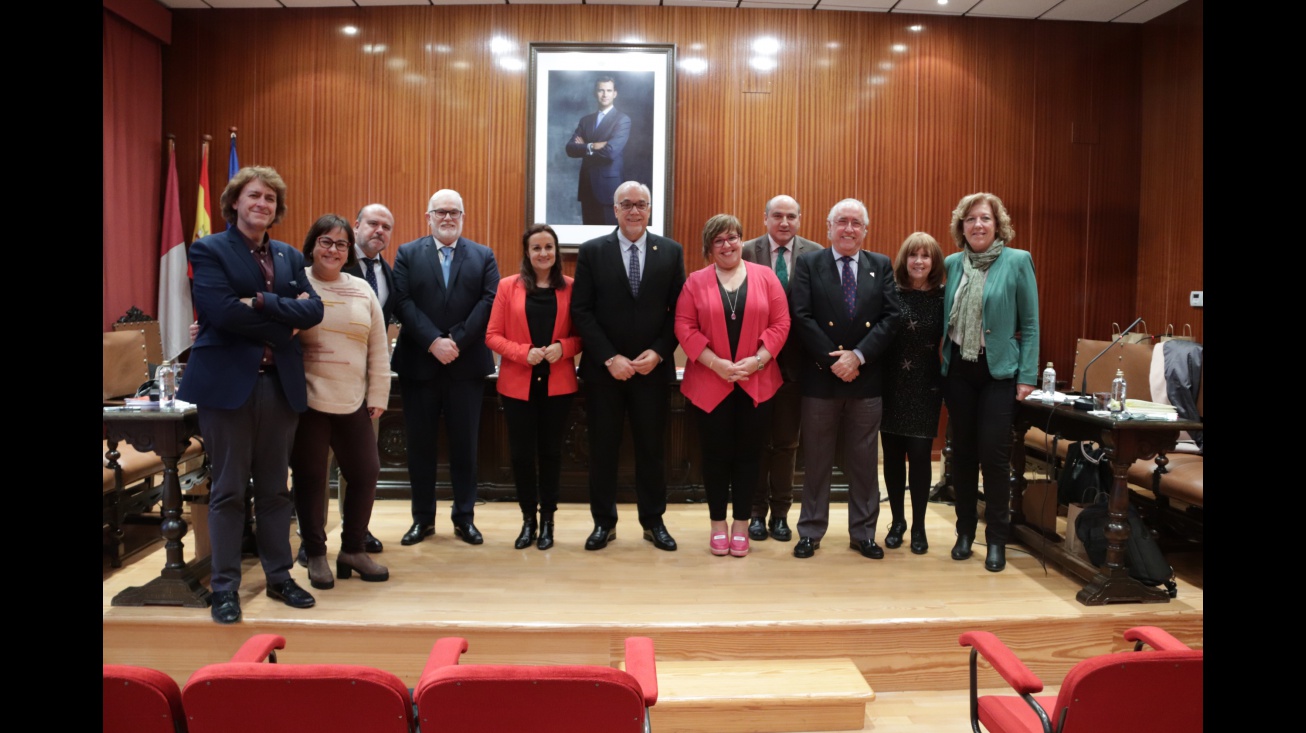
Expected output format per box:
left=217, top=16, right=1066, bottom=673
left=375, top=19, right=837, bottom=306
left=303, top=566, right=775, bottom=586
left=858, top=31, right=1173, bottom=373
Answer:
left=604, top=357, right=615, bottom=367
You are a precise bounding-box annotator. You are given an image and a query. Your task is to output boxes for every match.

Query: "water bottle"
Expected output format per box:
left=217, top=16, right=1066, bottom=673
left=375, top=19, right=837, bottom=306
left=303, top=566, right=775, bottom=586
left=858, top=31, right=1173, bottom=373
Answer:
left=158, top=359, right=176, bottom=408
left=1042, top=361, right=1056, bottom=402
left=1108, top=368, right=1126, bottom=414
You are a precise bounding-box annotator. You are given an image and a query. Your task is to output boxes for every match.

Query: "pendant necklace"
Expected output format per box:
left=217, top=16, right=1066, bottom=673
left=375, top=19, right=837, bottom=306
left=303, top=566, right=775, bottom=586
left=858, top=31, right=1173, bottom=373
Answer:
left=722, top=282, right=740, bottom=320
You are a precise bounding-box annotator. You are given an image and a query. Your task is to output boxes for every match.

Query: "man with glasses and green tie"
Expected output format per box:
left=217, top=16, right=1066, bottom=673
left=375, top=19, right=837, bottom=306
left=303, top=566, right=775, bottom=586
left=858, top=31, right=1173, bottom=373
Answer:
left=571, top=180, right=685, bottom=552
left=788, top=198, right=901, bottom=560
left=740, top=195, right=824, bottom=545
left=391, top=189, right=500, bottom=548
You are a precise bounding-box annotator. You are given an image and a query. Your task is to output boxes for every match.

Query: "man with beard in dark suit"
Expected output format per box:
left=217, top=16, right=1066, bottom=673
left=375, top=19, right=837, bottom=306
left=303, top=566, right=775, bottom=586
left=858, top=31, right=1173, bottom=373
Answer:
left=571, top=180, right=685, bottom=551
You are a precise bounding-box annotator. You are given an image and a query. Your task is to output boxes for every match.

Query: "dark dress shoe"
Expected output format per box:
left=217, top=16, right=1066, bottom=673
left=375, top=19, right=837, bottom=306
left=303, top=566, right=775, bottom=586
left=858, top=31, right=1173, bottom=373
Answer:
left=267, top=579, right=316, bottom=609
left=514, top=518, right=538, bottom=550
left=884, top=520, right=907, bottom=550
left=768, top=516, right=792, bottom=542
left=951, top=534, right=974, bottom=561
left=364, top=531, right=384, bottom=553
left=643, top=525, right=678, bottom=551
left=793, top=536, right=819, bottom=558
left=401, top=522, right=434, bottom=546
left=985, top=544, right=1007, bottom=572
left=748, top=517, right=769, bottom=541
left=454, top=522, right=484, bottom=545
left=210, top=590, right=241, bottom=624
left=910, top=528, right=929, bottom=555
left=296, top=543, right=308, bottom=568
left=537, top=518, right=555, bottom=550
left=850, top=539, right=885, bottom=559
left=584, top=525, right=616, bottom=551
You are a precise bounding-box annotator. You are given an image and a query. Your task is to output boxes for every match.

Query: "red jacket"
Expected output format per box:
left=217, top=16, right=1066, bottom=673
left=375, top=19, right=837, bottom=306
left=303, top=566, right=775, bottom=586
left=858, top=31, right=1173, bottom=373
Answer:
left=486, top=275, right=583, bottom=401
left=675, top=261, right=789, bottom=412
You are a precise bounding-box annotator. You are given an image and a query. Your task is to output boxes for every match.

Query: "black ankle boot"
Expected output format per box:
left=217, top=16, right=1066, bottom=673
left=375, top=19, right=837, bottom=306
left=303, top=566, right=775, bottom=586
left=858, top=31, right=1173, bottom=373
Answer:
left=537, top=513, right=554, bottom=550
left=985, top=543, right=1006, bottom=572
left=910, top=527, right=929, bottom=555
left=951, top=534, right=974, bottom=560
left=884, top=519, right=907, bottom=549
left=514, top=516, right=538, bottom=550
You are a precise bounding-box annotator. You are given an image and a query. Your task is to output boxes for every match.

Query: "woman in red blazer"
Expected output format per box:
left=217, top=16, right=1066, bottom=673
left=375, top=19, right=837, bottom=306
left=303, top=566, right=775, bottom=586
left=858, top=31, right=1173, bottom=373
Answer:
left=675, top=214, right=790, bottom=557
left=486, top=224, right=583, bottom=550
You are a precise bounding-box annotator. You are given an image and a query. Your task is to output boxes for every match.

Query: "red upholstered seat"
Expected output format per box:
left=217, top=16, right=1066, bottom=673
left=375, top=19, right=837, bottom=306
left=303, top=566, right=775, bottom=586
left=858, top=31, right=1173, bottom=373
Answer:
left=181, top=634, right=414, bottom=733
left=414, top=636, right=658, bottom=733
left=103, top=664, right=187, bottom=733
left=959, top=626, right=1202, bottom=733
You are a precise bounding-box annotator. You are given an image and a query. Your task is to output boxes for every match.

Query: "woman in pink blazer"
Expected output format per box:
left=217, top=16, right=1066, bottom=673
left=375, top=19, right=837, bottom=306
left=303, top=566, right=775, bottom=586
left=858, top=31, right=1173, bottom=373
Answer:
left=675, top=214, right=790, bottom=557
left=486, top=224, right=583, bottom=550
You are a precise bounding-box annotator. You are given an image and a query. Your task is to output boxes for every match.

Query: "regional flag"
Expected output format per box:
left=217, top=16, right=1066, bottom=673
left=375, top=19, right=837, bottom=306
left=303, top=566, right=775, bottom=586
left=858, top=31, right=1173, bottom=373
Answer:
left=193, top=138, right=212, bottom=242
left=158, top=140, right=193, bottom=361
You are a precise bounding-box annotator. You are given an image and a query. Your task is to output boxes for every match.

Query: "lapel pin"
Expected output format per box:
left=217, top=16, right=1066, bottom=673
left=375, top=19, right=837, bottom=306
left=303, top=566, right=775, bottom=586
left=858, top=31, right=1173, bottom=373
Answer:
left=652, top=246, right=658, bottom=251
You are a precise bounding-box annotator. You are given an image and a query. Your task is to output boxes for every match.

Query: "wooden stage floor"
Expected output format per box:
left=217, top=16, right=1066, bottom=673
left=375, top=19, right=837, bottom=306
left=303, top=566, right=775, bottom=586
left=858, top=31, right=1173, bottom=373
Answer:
left=103, top=492, right=1203, bottom=731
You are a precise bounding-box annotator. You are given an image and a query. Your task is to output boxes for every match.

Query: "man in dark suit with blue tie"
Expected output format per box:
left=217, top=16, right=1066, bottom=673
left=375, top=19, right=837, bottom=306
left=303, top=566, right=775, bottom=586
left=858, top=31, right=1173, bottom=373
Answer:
left=178, top=166, right=325, bottom=624
left=788, top=198, right=901, bottom=561
left=566, top=76, right=631, bottom=226
left=392, top=189, right=500, bottom=547
left=571, top=181, right=686, bottom=551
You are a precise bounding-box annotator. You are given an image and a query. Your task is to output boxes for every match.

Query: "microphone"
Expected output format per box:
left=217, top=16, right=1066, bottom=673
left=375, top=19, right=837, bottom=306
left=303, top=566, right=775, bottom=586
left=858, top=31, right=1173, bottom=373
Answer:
left=1072, top=317, right=1142, bottom=411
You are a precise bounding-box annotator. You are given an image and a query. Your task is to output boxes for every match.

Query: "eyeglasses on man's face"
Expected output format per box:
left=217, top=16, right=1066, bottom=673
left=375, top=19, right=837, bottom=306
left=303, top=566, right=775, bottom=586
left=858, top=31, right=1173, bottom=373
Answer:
left=830, top=218, right=866, bottom=231
left=316, top=237, right=352, bottom=252
left=617, top=200, right=650, bottom=212
left=428, top=209, right=463, bottom=220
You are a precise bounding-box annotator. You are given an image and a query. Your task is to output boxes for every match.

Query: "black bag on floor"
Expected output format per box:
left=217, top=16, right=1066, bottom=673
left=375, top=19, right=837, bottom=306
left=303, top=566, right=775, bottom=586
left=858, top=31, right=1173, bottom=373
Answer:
left=1074, top=494, right=1177, bottom=598
left=1058, top=441, right=1114, bottom=505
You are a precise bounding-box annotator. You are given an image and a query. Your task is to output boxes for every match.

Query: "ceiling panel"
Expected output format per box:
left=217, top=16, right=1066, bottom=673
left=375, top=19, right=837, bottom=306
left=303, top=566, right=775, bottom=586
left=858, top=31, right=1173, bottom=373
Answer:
left=967, top=0, right=1061, bottom=20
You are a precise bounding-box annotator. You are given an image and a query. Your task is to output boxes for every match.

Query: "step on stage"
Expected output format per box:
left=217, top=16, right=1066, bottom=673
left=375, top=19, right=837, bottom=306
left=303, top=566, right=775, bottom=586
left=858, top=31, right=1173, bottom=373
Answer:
left=103, top=499, right=1203, bottom=733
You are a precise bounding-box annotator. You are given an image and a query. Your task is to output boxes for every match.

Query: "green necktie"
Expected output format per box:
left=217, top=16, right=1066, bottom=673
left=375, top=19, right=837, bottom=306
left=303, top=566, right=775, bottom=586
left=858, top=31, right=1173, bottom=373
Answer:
left=775, top=246, right=788, bottom=288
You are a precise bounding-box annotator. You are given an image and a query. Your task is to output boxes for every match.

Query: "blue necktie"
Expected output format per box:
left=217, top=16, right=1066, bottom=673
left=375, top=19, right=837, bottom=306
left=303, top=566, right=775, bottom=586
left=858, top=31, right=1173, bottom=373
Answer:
left=362, top=258, right=379, bottom=294
left=440, top=246, right=452, bottom=288
left=628, top=244, right=641, bottom=298
left=840, top=256, right=856, bottom=318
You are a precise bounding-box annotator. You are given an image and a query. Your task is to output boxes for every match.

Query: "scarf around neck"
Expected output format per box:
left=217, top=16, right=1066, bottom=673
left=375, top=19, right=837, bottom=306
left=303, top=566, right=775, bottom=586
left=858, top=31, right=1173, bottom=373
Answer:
left=948, top=240, right=1005, bottom=362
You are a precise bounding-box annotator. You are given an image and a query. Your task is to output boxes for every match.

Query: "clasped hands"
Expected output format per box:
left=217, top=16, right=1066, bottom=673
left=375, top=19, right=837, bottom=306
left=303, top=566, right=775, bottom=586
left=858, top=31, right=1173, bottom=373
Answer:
left=607, top=350, right=661, bottom=381
left=712, top=356, right=757, bottom=384
left=430, top=336, right=460, bottom=364
left=526, top=343, right=563, bottom=366
left=829, top=349, right=861, bottom=383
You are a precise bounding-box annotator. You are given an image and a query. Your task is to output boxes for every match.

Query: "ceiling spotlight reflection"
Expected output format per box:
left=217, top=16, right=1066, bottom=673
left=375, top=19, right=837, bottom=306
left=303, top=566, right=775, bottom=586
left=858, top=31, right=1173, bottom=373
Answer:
left=752, top=37, right=780, bottom=55
left=827, top=41, right=840, bottom=49
left=879, top=61, right=892, bottom=70
left=498, top=57, right=524, bottom=71
left=909, top=25, right=923, bottom=32
left=387, top=58, right=406, bottom=70
left=363, top=44, right=387, bottom=54
left=869, top=76, right=886, bottom=86
left=490, top=37, right=515, bottom=55
left=891, top=44, right=907, bottom=53
left=749, top=56, right=777, bottom=72
left=342, top=26, right=358, bottom=36
left=679, top=58, right=708, bottom=74
left=426, top=44, right=452, bottom=54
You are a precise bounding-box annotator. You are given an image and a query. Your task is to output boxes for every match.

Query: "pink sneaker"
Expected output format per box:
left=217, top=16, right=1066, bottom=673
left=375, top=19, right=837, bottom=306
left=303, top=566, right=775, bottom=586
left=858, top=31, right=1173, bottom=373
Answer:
left=729, top=535, right=750, bottom=557
left=710, top=533, right=729, bottom=556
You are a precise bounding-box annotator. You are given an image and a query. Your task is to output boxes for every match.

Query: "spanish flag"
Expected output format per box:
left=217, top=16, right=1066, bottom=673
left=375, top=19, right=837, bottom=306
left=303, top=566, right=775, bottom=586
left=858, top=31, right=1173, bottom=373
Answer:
left=193, top=137, right=212, bottom=242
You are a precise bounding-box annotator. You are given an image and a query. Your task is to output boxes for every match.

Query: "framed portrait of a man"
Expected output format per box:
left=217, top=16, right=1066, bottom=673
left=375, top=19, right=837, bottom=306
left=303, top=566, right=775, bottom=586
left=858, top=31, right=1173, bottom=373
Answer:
left=527, top=43, right=676, bottom=248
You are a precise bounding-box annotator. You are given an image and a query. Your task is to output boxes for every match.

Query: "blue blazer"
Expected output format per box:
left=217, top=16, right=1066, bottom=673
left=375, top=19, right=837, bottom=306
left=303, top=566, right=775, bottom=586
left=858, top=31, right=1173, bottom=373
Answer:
left=391, top=235, right=500, bottom=381
left=565, top=108, right=631, bottom=207
left=940, top=245, right=1040, bottom=385
left=789, top=248, right=902, bottom=399
left=178, top=227, right=324, bottom=412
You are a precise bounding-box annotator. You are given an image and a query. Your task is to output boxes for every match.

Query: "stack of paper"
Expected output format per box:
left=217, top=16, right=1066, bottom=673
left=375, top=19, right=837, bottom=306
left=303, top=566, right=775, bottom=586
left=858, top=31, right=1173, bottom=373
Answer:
left=1124, top=399, right=1177, bottom=417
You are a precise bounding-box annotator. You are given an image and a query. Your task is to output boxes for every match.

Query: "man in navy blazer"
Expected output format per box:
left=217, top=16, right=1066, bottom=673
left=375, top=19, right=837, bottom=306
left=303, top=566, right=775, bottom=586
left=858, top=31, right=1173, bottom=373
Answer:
left=178, top=166, right=324, bottom=624
left=788, top=198, right=902, bottom=561
left=571, top=180, right=686, bottom=551
left=566, top=76, right=631, bottom=226
left=391, top=189, right=500, bottom=547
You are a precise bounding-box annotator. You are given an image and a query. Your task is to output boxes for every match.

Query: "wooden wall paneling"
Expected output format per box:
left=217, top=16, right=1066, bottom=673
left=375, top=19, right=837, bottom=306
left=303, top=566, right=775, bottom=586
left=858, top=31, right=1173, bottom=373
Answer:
left=967, top=19, right=1036, bottom=238
left=905, top=14, right=972, bottom=251
left=304, top=10, right=373, bottom=234
left=1085, top=24, right=1142, bottom=345
left=1027, top=21, right=1096, bottom=376
left=858, top=14, right=917, bottom=259
left=797, top=11, right=867, bottom=230
left=481, top=10, right=530, bottom=268
left=1135, top=14, right=1176, bottom=342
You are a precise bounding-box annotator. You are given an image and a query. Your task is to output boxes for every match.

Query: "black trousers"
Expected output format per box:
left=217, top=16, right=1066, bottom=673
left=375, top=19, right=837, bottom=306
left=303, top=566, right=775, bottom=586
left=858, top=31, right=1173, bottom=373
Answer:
left=753, top=378, right=800, bottom=520
left=585, top=374, right=668, bottom=529
left=501, top=382, right=573, bottom=518
left=198, top=372, right=299, bottom=592
left=400, top=376, right=484, bottom=526
left=942, top=345, right=1015, bottom=545
left=691, top=388, right=774, bottom=522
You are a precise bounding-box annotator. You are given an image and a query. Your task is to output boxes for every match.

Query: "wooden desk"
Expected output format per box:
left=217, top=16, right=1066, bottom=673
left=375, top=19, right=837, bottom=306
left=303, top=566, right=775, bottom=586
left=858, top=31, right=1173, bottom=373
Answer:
left=1011, top=401, right=1202, bottom=605
left=104, top=405, right=211, bottom=608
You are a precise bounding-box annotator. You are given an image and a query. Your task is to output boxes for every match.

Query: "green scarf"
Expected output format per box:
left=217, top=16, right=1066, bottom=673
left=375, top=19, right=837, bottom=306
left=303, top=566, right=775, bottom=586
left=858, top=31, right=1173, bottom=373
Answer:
left=948, top=240, right=1005, bottom=362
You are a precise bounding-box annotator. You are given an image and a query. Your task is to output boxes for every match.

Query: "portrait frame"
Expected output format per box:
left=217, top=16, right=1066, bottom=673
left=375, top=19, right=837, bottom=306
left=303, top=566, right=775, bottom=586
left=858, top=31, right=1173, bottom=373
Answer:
left=527, top=42, right=676, bottom=249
